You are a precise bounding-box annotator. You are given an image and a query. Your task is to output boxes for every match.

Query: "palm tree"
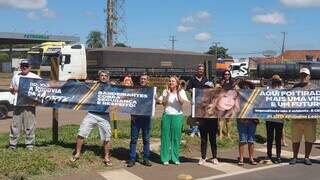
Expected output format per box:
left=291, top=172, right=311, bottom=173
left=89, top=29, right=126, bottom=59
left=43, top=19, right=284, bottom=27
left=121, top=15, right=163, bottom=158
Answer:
left=86, top=31, right=104, bottom=48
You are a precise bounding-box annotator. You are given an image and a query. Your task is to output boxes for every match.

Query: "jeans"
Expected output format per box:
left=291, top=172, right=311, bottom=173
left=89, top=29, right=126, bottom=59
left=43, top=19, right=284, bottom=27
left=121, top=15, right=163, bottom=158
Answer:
left=129, top=115, right=152, bottom=161
left=199, top=119, right=218, bottom=159
left=266, top=121, right=283, bottom=158
left=237, top=120, right=257, bottom=144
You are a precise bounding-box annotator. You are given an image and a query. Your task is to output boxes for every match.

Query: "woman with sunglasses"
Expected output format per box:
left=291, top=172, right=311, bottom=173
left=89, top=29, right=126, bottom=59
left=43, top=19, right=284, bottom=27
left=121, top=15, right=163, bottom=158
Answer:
left=216, top=70, right=238, bottom=139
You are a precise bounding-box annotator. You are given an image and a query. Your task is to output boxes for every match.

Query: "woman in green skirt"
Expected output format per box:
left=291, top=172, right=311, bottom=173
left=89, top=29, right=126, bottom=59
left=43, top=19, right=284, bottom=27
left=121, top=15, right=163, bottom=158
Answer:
left=158, top=76, right=190, bottom=165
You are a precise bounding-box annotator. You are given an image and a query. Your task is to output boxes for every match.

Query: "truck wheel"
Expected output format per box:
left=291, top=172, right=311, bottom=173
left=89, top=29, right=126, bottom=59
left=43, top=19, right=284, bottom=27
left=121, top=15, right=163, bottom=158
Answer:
left=0, top=105, right=8, bottom=119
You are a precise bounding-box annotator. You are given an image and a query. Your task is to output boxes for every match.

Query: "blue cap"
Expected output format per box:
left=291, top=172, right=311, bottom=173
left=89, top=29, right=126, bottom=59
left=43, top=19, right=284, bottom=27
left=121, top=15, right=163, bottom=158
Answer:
left=20, top=60, right=30, bottom=65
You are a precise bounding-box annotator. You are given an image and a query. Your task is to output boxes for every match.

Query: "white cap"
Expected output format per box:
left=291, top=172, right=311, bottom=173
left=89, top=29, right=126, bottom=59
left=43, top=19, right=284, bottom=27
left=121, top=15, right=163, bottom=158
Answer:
left=204, top=81, right=214, bottom=88
left=300, top=67, right=310, bottom=75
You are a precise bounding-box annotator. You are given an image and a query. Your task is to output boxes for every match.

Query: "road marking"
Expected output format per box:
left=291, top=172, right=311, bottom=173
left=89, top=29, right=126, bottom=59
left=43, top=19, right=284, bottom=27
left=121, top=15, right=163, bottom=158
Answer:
left=201, top=162, right=246, bottom=174
left=197, top=155, right=320, bottom=180
left=99, top=168, right=143, bottom=180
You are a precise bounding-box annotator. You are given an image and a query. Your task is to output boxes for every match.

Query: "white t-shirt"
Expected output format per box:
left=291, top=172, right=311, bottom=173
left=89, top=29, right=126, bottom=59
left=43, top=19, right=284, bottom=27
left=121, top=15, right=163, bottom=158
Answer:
left=10, top=72, right=41, bottom=90
left=158, top=89, right=189, bottom=115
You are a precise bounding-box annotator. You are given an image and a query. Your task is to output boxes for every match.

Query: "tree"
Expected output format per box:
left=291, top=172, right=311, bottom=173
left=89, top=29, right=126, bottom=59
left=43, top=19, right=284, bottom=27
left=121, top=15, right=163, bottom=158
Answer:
left=0, top=53, right=9, bottom=62
left=114, top=43, right=128, bottom=47
left=86, top=31, right=104, bottom=48
left=206, top=45, right=232, bottom=59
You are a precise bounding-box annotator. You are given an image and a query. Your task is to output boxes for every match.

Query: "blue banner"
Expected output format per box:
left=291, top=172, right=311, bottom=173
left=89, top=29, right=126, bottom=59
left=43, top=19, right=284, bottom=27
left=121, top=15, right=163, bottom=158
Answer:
left=17, top=77, right=156, bottom=116
left=192, top=87, right=320, bottom=119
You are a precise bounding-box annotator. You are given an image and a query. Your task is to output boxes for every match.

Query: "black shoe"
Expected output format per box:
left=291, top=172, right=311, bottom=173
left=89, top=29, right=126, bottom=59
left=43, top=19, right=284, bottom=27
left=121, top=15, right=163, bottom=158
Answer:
left=127, top=160, right=135, bottom=167
left=273, top=158, right=282, bottom=164
left=289, top=158, right=297, bottom=165
left=142, top=160, right=152, bottom=167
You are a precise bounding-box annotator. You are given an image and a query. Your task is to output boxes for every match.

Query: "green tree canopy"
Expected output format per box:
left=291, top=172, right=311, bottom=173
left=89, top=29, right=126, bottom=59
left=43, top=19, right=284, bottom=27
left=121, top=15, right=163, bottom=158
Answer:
left=206, top=45, right=232, bottom=59
left=114, top=43, right=128, bottom=47
left=86, top=31, right=104, bottom=48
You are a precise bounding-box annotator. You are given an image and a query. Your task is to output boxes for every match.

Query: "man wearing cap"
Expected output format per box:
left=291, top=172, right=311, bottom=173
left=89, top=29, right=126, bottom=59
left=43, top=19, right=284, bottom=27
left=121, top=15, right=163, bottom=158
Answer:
left=9, top=60, right=41, bottom=150
left=290, top=68, right=317, bottom=165
left=70, top=70, right=112, bottom=166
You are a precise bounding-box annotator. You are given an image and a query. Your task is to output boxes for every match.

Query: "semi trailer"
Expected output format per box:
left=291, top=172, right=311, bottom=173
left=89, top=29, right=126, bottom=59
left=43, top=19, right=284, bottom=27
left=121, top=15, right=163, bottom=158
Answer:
left=39, top=43, right=216, bottom=81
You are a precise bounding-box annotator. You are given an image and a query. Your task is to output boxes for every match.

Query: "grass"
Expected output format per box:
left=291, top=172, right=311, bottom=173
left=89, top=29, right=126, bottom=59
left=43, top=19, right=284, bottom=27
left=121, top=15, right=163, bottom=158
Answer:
left=1, top=117, right=320, bottom=179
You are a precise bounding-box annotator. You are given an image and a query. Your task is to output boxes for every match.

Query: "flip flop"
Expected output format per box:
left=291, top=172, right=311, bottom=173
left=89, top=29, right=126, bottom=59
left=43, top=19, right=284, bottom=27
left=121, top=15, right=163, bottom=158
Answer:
left=103, top=159, right=112, bottom=166
left=238, top=161, right=244, bottom=166
left=249, top=160, right=258, bottom=165
left=70, top=156, right=79, bottom=162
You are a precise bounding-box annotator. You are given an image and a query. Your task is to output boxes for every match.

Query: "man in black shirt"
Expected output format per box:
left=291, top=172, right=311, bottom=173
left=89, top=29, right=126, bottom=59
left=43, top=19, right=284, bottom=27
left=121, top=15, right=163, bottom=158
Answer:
left=186, top=64, right=209, bottom=137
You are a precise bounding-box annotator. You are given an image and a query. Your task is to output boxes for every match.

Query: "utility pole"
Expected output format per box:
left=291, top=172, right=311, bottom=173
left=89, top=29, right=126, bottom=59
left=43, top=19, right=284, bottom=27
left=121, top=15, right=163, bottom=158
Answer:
left=169, top=36, right=177, bottom=50
left=212, top=42, right=221, bottom=59
left=106, top=0, right=115, bottom=47
left=281, top=32, right=287, bottom=55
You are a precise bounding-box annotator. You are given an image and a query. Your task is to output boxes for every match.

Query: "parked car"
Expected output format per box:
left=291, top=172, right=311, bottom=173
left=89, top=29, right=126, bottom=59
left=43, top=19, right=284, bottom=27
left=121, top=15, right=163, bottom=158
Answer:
left=0, top=92, right=14, bottom=119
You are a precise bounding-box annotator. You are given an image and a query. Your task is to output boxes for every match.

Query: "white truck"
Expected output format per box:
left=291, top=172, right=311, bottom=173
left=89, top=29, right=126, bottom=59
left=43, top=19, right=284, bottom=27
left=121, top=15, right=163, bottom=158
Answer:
left=0, top=92, right=15, bottom=119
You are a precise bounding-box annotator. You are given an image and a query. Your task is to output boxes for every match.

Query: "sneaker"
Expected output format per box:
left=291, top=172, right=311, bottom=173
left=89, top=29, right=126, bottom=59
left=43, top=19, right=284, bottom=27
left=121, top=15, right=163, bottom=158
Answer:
left=304, top=158, right=312, bottom=165
left=289, top=158, right=298, bottom=165
left=8, top=145, right=16, bottom=150
left=196, top=132, right=201, bottom=137
left=127, top=160, right=135, bottom=167
left=190, top=132, right=195, bottom=137
left=274, top=157, right=282, bottom=164
left=173, top=161, right=180, bottom=165
left=198, top=158, right=206, bottom=165
left=142, top=160, right=152, bottom=167
left=211, top=158, right=219, bottom=165
left=163, top=162, right=169, bottom=166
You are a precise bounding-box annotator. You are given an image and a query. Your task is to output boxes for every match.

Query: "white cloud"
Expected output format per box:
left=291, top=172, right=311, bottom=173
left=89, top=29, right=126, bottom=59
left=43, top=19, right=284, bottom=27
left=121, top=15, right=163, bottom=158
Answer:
left=0, top=0, right=47, bottom=10
left=27, top=11, right=40, bottom=20
left=41, top=8, right=56, bottom=18
left=197, top=11, right=211, bottom=19
left=181, top=16, right=195, bottom=24
left=280, top=0, right=320, bottom=8
left=177, top=25, right=194, bottom=32
left=252, top=11, right=287, bottom=24
left=194, top=32, right=211, bottom=42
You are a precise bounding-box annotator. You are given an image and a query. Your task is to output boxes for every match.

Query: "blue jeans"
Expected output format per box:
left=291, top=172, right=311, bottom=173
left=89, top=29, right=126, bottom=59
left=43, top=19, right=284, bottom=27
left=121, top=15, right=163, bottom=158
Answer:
left=129, top=115, right=152, bottom=161
left=237, top=120, right=257, bottom=144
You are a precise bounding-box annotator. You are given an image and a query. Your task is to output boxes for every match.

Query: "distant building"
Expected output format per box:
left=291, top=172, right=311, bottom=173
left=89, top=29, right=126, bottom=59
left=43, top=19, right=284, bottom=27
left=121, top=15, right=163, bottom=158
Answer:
left=278, top=50, right=320, bottom=62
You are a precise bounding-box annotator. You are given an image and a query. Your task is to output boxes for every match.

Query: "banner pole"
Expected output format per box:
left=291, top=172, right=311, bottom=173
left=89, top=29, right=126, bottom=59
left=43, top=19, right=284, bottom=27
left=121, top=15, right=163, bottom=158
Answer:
left=112, top=111, right=118, bottom=138
left=50, top=56, right=59, bottom=143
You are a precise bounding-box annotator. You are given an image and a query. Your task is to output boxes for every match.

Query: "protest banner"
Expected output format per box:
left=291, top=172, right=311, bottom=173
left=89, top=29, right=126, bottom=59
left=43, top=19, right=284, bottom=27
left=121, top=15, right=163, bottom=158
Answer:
left=16, top=77, right=156, bottom=116
left=192, top=87, right=320, bottom=119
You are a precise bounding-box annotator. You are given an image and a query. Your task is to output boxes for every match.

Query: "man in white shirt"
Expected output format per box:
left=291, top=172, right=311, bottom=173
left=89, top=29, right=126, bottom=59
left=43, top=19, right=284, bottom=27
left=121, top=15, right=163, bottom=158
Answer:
left=9, top=60, right=40, bottom=150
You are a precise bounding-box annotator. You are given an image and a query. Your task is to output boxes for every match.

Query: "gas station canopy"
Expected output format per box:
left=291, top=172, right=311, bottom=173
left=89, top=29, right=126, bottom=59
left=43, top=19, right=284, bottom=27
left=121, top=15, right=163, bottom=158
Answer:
left=0, top=32, right=79, bottom=44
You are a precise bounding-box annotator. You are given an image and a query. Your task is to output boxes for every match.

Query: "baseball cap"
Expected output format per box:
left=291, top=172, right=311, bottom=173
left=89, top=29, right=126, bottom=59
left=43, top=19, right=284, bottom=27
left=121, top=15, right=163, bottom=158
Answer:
left=20, top=60, right=30, bottom=66
left=300, top=67, right=310, bottom=75
left=271, top=75, right=282, bottom=81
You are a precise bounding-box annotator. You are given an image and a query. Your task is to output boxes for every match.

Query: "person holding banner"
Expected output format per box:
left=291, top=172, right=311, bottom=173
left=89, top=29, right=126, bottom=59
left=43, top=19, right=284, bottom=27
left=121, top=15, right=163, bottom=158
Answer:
left=264, top=75, right=284, bottom=164
left=70, top=70, right=112, bottom=166
left=236, top=80, right=258, bottom=166
left=127, top=73, right=152, bottom=167
left=216, top=70, right=238, bottom=139
left=186, top=64, right=208, bottom=137
left=158, top=76, right=190, bottom=165
left=8, top=60, right=41, bottom=150
left=290, top=68, right=317, bottom=166
left=122, top=73, right=134, bottom=87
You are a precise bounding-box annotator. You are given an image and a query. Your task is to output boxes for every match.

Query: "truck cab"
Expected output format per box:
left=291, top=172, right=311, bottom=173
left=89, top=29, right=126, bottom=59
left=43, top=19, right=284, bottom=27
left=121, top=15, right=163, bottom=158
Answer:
left=40, top=44, right=87, bottom=81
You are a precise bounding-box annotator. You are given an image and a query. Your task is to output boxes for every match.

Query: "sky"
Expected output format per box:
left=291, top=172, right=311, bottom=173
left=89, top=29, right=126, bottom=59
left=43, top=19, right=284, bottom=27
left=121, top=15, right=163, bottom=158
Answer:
left=0, top=0, right=320, bottom=58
